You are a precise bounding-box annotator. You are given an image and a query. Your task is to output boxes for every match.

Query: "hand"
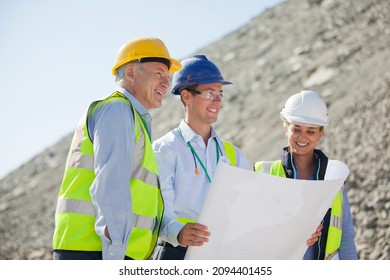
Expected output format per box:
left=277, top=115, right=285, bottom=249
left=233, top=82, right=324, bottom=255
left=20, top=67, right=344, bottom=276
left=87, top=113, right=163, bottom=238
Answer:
left=104, top=226, right=111, bottom=241
left=306, top=224, right=323, bottom=246
left=178, top=223, right=210, bottom=247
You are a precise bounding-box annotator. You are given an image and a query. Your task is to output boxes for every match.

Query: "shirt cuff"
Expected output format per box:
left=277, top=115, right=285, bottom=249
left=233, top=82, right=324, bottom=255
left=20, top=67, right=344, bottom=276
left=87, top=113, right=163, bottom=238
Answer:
left=101, top=238, right=127, bottom=260
left=165, top=222, right=185, bottom=247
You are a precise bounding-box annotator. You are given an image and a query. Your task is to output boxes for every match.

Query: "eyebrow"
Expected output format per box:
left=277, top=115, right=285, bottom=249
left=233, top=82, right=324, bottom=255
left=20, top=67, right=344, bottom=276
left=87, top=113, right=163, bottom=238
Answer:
left=293, top=125, right=318, bottom=130
left=198, top=87, right=223, bottom=92
left=152, top=66, right=165, bottom=72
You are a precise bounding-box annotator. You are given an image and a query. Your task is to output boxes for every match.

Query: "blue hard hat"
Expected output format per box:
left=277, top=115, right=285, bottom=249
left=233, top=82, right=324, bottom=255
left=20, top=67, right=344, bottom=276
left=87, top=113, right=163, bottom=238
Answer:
left=171, top=55, right=232, bottom=95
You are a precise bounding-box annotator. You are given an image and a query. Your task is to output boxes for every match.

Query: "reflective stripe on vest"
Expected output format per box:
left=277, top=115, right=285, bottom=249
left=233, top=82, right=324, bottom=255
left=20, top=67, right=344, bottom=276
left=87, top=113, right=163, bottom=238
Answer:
left=325, top=189, right=343, bottom=259
left=56, top=197, right=156, bottom=230
left=175, top=140, right=237, bottom=225
left=53, top=92, right=163, bottom=259
left=254, top=160, right=343, bottom=259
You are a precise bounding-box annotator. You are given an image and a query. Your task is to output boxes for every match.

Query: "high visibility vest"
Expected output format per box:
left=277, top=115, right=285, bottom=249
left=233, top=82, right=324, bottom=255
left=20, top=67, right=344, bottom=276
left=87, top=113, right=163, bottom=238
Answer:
left=175, top=140, right=237, bottom=225
left=52, top=92, right=164, bottom=260
left=254, top=160, right=343, bottom=260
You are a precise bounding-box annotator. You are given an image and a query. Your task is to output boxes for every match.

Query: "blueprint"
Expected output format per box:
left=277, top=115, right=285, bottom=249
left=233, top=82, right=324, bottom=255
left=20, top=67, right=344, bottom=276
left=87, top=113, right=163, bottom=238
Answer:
left=185, top=161, right=349, bottom=260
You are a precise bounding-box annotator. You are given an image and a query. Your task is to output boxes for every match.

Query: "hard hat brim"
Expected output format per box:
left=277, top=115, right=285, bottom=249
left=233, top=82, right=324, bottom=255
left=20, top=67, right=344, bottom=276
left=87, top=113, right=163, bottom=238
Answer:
left=280, top=113, right=328, bottom=127
left=168, top=58, right=182, bottom=73
left=171, top=80, right=233, bottom=95
left=112, top=56, right=182, bottom=75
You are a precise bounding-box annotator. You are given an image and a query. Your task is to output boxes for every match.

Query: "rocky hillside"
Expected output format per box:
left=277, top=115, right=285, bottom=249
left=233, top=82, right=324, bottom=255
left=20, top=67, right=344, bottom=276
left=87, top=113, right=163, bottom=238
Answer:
left=0, top=0, right=389, bottom=259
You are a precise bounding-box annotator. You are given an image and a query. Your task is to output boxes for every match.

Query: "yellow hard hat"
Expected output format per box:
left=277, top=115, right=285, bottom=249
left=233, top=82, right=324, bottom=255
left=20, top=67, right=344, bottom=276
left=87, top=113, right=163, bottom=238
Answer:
left=111, top=37, right=182, bottom=75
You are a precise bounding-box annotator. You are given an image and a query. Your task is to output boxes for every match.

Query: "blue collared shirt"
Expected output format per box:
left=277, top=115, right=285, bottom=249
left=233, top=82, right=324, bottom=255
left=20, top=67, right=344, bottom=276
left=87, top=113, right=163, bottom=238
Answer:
left=153, top=120, right=252, bottom=246
left=87, top=87, right=152, bottom=260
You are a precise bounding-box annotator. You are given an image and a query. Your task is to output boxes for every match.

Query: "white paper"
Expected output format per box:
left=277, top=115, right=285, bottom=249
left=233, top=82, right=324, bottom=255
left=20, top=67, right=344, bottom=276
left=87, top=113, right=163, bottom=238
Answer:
left=185, top=161, right=349, bottom=260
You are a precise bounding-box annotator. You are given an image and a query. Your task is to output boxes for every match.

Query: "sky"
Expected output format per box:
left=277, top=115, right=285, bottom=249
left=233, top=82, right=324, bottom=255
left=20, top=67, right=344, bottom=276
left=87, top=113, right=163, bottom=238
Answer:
left=0, top=0, right=284, bottom=179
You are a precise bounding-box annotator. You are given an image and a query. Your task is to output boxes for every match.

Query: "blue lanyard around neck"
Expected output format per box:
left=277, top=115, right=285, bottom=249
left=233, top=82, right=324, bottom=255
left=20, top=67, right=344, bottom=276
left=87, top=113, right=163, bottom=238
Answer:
left=177, top=127, right=221, bottom=183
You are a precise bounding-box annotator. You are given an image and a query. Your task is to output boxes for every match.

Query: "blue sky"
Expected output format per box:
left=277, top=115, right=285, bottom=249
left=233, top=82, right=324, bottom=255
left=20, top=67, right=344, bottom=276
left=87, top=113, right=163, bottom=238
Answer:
left=0, top=0, right=284, bottom=178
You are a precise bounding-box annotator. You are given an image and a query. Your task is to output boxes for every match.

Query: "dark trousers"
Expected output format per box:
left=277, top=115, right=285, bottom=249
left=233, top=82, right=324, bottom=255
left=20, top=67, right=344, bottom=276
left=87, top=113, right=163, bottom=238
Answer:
left=53, top=250, right=133, bottom=260
left=154, top=242, right=187, bottom=260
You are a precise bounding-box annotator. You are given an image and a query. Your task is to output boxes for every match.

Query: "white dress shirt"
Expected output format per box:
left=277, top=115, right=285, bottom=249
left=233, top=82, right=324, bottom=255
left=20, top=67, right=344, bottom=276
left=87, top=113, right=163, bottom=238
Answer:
left=153, top=119, right=251, bottom=246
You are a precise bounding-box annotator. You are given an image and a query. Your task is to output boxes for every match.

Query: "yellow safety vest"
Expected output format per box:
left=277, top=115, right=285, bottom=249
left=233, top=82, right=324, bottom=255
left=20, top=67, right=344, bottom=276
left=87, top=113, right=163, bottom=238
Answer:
left=53, top=92, right=164, bottom=260
left=254, top=160, right=343, bottom=259
left=176, top=140, right=237, bottom=225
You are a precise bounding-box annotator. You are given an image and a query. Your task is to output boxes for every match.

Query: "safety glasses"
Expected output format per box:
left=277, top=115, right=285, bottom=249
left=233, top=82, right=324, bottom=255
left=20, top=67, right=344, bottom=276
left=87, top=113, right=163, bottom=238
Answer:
left=186, top=88, right=224, bottom=101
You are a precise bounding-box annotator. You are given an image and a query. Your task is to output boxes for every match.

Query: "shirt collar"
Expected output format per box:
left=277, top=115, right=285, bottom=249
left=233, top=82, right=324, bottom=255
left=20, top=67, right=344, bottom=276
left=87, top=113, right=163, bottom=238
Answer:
left=281, top=147, right=327, bottom=180
left=115, top=86, right=149, bottom=116
left=178, top=119, right=218, bottom=143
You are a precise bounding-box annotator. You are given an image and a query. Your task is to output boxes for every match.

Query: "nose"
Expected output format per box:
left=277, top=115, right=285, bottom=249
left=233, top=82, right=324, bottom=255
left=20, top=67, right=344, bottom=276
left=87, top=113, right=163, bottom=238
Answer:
left=161, top=75, right=170, bottom=87
left=159, top=76, right=170, bottom=93
left=211, top=93, right=223, bottom=102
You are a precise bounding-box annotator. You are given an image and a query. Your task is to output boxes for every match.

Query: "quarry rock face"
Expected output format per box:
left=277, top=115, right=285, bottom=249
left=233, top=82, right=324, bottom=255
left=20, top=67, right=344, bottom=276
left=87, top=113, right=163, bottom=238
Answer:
left=1, top=0, right=389, bottom=259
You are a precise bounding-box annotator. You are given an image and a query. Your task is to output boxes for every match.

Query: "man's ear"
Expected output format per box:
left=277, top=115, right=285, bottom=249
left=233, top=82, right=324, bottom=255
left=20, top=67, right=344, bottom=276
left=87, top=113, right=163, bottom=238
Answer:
left=125, top=63, right=136, bottom=80
left=181, top=90, right=191, bottom=105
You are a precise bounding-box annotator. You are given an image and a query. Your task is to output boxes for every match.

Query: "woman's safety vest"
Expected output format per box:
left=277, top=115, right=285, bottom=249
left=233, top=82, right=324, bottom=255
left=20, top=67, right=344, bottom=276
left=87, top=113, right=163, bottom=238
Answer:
left=175, top=140, right=237, bottom=225
left=254, top=160, right=343, bottom=260
left=52, top=92, right=164, bottom=260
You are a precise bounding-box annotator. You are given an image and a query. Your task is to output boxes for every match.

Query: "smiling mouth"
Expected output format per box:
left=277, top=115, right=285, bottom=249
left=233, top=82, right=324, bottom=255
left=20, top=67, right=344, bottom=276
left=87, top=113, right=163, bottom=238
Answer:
left=155, top=89, right=164, bottom=97
left=207, top=107, right=219, bottom=113
left=296, top=142, right=309, bottom=147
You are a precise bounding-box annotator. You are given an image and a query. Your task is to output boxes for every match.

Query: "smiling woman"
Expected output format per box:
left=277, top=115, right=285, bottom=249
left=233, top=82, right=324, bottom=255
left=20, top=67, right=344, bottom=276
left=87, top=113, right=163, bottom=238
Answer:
left=254, top=90, right=358, bottom=260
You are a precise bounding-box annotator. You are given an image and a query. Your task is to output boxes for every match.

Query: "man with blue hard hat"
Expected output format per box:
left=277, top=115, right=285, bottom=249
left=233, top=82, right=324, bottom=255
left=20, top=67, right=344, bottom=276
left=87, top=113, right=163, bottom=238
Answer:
left=153, top=55, right=323, bottom=260
left=152, top=54, right=251, bottom=259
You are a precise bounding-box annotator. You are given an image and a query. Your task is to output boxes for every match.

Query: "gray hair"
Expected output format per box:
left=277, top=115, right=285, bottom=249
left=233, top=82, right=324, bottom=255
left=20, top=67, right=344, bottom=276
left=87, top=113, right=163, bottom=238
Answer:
left=114, top=60, right=141, bottom=82
left=115, top=64, right=126, bottom=82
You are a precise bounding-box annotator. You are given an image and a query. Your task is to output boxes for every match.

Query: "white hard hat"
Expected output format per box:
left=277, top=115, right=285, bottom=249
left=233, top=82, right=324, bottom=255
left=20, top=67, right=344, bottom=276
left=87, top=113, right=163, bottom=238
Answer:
left=280, top=90, right=329, bottom=126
